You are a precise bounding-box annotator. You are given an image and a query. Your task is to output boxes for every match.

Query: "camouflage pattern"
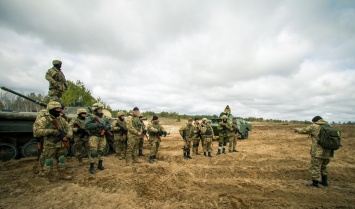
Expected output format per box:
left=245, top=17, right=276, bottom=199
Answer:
left=111, top=117, right=128, bottom=159
left=138, top=119, right=146, bottom=151
left=229, top=122, right=239, bottom=151
left=85, top=113, right=111, bottom=163
left=201, top=122, right=214, bottom=152
left=192, top=121, right=202, bottom=153
left=179, top=123, right=194, bottom=150
left=33, top=111, right=72, bottom=173
left=295, top=119, right=334, bottom=182
left=125, top=114, right=143, bottom=163
left=147, top=121, right=165, bottom=157
left=69, top=116, right=89, bottom=159
left=224, top=105, right=231, bottom=115
left=45, top=65, right=67, bottom=102
left=217, top=120, right=232, bottom=151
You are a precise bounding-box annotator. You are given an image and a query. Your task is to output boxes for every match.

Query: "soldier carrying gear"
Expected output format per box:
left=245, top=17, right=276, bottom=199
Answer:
left=85, top=103, right=111, bottom=174
left=112, top=111, right=128, bottom=160
left=192, top=118, right=202, bottom=155
left=125, top=107, right=143, bottom=165
left=217, top=115, right=232, bottom=155
left=201, top=120, right=215, bottom=157
left=138, top=115, right=146, bottom=157
left=224, top=105, right=231, bottom=116
left=45, top=60, right=68, bottom=103
left=229, top=117, right=239, bottom=153
left=147, top=115, right=166, bottom=163
left=69, top=108, right=89, bottom=164
left=33, top=101, right=73, bottom=182
left=179, top=118, right=194, bottom=159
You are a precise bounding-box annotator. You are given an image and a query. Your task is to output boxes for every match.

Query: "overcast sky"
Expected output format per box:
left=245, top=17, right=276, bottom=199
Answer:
left=0, top=0, right=354, bottom=122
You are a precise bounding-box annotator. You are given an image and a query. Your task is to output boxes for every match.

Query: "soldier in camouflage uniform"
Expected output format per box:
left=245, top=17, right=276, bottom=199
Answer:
left=111, top=111, right=128, bottom=160
left=125, top=107, right=143, bottom=166
left=217, top=115, right=232, bottom=155
left=33, top=101, right=73, bottom=182
left=179, top=118, right=194, bottom=159
left=201, top=120, right=215, bottom=157
left=294, top=116, right=333, bottom=188
left=138, top=115, right=146, bottom=156
left=147, top=116, right=167, bottom=163
left=224, top=105, right=231, bottom=116
left=33, top=109, right=48, bottom=177
left=192, top=118, right=202, bottom=155
left=85, top=103, right=111, bottom=174
left=69, top=108, right=89, bottom=164
left=229, top=118, right=240, bottom=153
left=45, top=60, right=68, bottom=102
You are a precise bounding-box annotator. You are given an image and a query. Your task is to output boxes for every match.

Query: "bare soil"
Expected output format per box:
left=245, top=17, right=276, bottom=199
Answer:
left=1, top=121, right=354, bottom=209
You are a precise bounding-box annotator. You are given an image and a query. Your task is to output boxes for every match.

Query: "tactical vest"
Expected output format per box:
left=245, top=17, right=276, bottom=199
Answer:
left=132, top=116, right=142, bottom=131
left=43, top=115, right=67, bottom=143
left=184, top=124, right=194, bottom=138
left=148, top=122, right=160, bottom=136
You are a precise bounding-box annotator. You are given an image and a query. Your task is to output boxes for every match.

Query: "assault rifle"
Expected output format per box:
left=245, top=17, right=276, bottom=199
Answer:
left=93, top=116, right=113, bottom=136
left=115, top=121, right=127, bottom=135
left=157, top=129, right=169, bottom=140
left=52, top=120, right=70, bottom=148
left=74, top=123, right=89, bottom=138
left=233, top=126, right=241, bottom=135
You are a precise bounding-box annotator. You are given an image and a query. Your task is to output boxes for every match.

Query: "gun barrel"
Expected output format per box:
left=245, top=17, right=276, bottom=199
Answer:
left=1, top=86, right=47, bottom=107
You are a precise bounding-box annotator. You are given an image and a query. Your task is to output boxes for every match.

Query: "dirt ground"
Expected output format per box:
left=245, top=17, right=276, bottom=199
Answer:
left=1, top=120, right=354, bottom=209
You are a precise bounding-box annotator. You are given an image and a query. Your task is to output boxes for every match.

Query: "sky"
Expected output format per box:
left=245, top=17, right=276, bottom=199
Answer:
left=0, top=0, right=354, bottom=122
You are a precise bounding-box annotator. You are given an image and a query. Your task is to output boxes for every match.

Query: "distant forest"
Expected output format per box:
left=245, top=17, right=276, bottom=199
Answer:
left=1, top=80, right=354, bottom=125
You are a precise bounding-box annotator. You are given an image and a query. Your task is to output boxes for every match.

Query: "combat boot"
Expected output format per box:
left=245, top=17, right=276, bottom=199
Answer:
left=138, top=149, right=145, bottom=156
left=204, top=152, right=207, bottom=157
left=229, top=150, right=232, bottom=153
left=149, top=156, right=154, bottom=163
left=208, top=152, right=212, bottom=157
left=183, top=150, right=188, bottom=159
left=98, top=160, right=105, bottom=170
left=59, top=170, right=73, bottom=180
left=186, top=150, right=192, bottom=159
left=222, top=148, right=226, bottom=154
left=306, top=180, right=319, bottom=188
left=195, top=148, right=200, bottom=155
left=89, top=163, right=95, bottom=174
left=217, top=148, right=221, bottom=155
left=320, top=176, right=329, bottom=186
left=233, top=149, right=238, bottom=152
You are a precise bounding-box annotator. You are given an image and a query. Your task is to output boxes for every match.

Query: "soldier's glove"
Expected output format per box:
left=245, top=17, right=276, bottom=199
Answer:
left=163, top=131, right=167, bottom=137
left=58, top=130, right=66, bottom=140
left=97, top=123, right=105, bottom=129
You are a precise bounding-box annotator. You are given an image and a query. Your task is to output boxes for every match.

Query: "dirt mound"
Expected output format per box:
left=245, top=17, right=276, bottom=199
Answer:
left=1, top=123, right=354, bottom=208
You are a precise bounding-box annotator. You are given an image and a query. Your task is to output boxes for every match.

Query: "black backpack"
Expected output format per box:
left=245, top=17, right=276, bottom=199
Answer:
left=318, top=124, right=341, bottom=150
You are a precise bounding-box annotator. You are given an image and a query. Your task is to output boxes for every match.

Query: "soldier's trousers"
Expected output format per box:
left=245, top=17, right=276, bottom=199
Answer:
left=88, top=135, right=106, bottom=163
left=42, top=140, right=67, bottom=172
left=310, top=156, right=330, bottom=181
left=126, top=136, right=139, bottom=161
left=184, top=138, right=193, bottom=150
left=114, top=134, right=127, bottom=158
left=218, top=135, right=229, bottom=152
left=203, top=136, right=213, bottom=152
left=49, top=89, right=63, bottom=102
left=228, top=134, right=237, bottom=151
left=138, top=137, right=144, bottom=150
left=149, top=137, right=161, bottom=157
left=193, top=137, right=202, bottom=149
left=74, top=138, right=89, bottom=159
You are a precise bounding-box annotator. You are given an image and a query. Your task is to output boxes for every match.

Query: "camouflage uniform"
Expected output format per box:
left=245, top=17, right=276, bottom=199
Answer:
left=147, top=118, right=166, bottom=163
left=33, top=109, right=48, bottom=175
left=45, top=60, right=67, bottom=102
left=229, top=120, right=239, bottom=152
left=85, top=103, right=111, bottom=174
left=33, top=101, right=73, bottom=181
left=111, top=112, right=127, bottom=160
left=224, top=105, right=231, bottom=116
left=138, top=116, right=146, bottom=156
left=192, top=120, right=202, bottom=155
left=201, top=120, right=214, bottom=157
left=179, top=120, right=194, bottom=159
left=295, top=118, right=334, bottom=187
left=68, top=108, right=89, bottom=162
left=126, top=110, right=143, bottom=165
left=217, top=115, right=232, bottom=155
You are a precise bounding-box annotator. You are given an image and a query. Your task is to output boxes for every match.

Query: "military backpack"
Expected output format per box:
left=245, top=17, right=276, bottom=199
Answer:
left=318, top=124, right=341, bottom=150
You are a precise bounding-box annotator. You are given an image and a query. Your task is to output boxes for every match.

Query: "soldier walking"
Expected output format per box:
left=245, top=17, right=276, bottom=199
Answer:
left=179, top=118, right=194, bottom=159
left=217, top=115, right=232, bottom=155
left=201, top=120, right=215, bottom=157
left=125, top=107, right=143, bottom=166
left=45, top=60, right=67, bottom=102
left=33, top=101, right=73, bottom=182
left=112, top=111, right=128, bottom=160
left=138, top=115, right=146, bottom=156
left=85, top=103, right=111, bottom=174
left=229, top=118, right=239, bottom=152
left=147, top=116, right=167, bottom=163
left=69, top=108, right=89, bottom=164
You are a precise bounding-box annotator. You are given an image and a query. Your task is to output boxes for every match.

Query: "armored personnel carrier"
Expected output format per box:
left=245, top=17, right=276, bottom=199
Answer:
left=0, top=86, right=113, bottom=161
left=210, top=112, right=252, bottom=139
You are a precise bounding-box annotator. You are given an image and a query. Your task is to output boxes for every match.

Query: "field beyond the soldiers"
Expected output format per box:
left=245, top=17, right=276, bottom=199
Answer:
left=1, top=119, right=354, bottom=208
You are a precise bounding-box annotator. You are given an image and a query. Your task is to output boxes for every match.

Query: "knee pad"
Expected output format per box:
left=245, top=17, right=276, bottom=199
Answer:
left=58, top=155, right=66, bottom=164
left=44, top=158, right=53, bottom=168
left=90, top=150, right=98, bottom=157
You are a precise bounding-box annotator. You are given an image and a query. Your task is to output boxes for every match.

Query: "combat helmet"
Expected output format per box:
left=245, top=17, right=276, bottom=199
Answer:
left=117, top=111, right=124, bottom=117
left=221, top=115, right=228, bottom=119
left=77, top=108, right=87, bottom=115
left=52, top=60, right=62, bottom=65
left=91, top=103, right=104, bottom=111
left=47, top=101, right=62, bottom=110
left=202, top=118, right=208, bottom=122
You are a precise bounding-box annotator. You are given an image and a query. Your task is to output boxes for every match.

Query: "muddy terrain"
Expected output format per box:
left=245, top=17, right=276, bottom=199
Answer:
left=1, top=121, right=354, bottom=208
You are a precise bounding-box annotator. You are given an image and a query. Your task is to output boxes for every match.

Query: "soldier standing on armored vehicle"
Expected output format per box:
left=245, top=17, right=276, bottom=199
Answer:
left=229, top=118, right=240, bottom=153
left=112, top=111, right=128, bottom=160
left=85, top=103, right=111, bottom=174
left=138, top=115, right=146, bottom=157
left=201, top=120, right=215, bottom=157
left=69, top=108, right=89, bottom=164
left=224, top=105, right=231, bottom=116
left=192, top=118, right=202, bottom=155
left=217, top=115, right=232, bottom=155
left=125, top=107, right=143, bottom=166
left=33, top=101, right=73, bottom=182
left=147, top=116, right=167, bottom=163
left=179, top=118, right=194, bottom=159
left=45, top=60, right=68, bottom=103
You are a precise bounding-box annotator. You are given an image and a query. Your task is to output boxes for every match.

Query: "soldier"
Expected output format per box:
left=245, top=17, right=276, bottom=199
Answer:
left=179, top=118, right=194, bottom=159
left=85, top=103, right=111, bottom=174
left=224, top=105, right=231, bottom=116
left=294, top=116, right=334, bottom=188
left=217, top=115, right=232, bottom=155
left=201, top=120, right=215, bottom=157
left=111, top=111, right=128, bottom=160
left=192, top=118, right=202, bottom=155
left=33, top=109, right=48, bottom=177
left=138, top=115, right=146, bottom=156
left=125, top=107, right=143, bottom=166
left=69, top=108, right=89, bottom=164
left=229, top=118, right=240, bottom=153
left=45, top=60, right=67, bottom=102
left=147, top=116, right=167, bottom=163
left=33, top=101, right=73, bottom=182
